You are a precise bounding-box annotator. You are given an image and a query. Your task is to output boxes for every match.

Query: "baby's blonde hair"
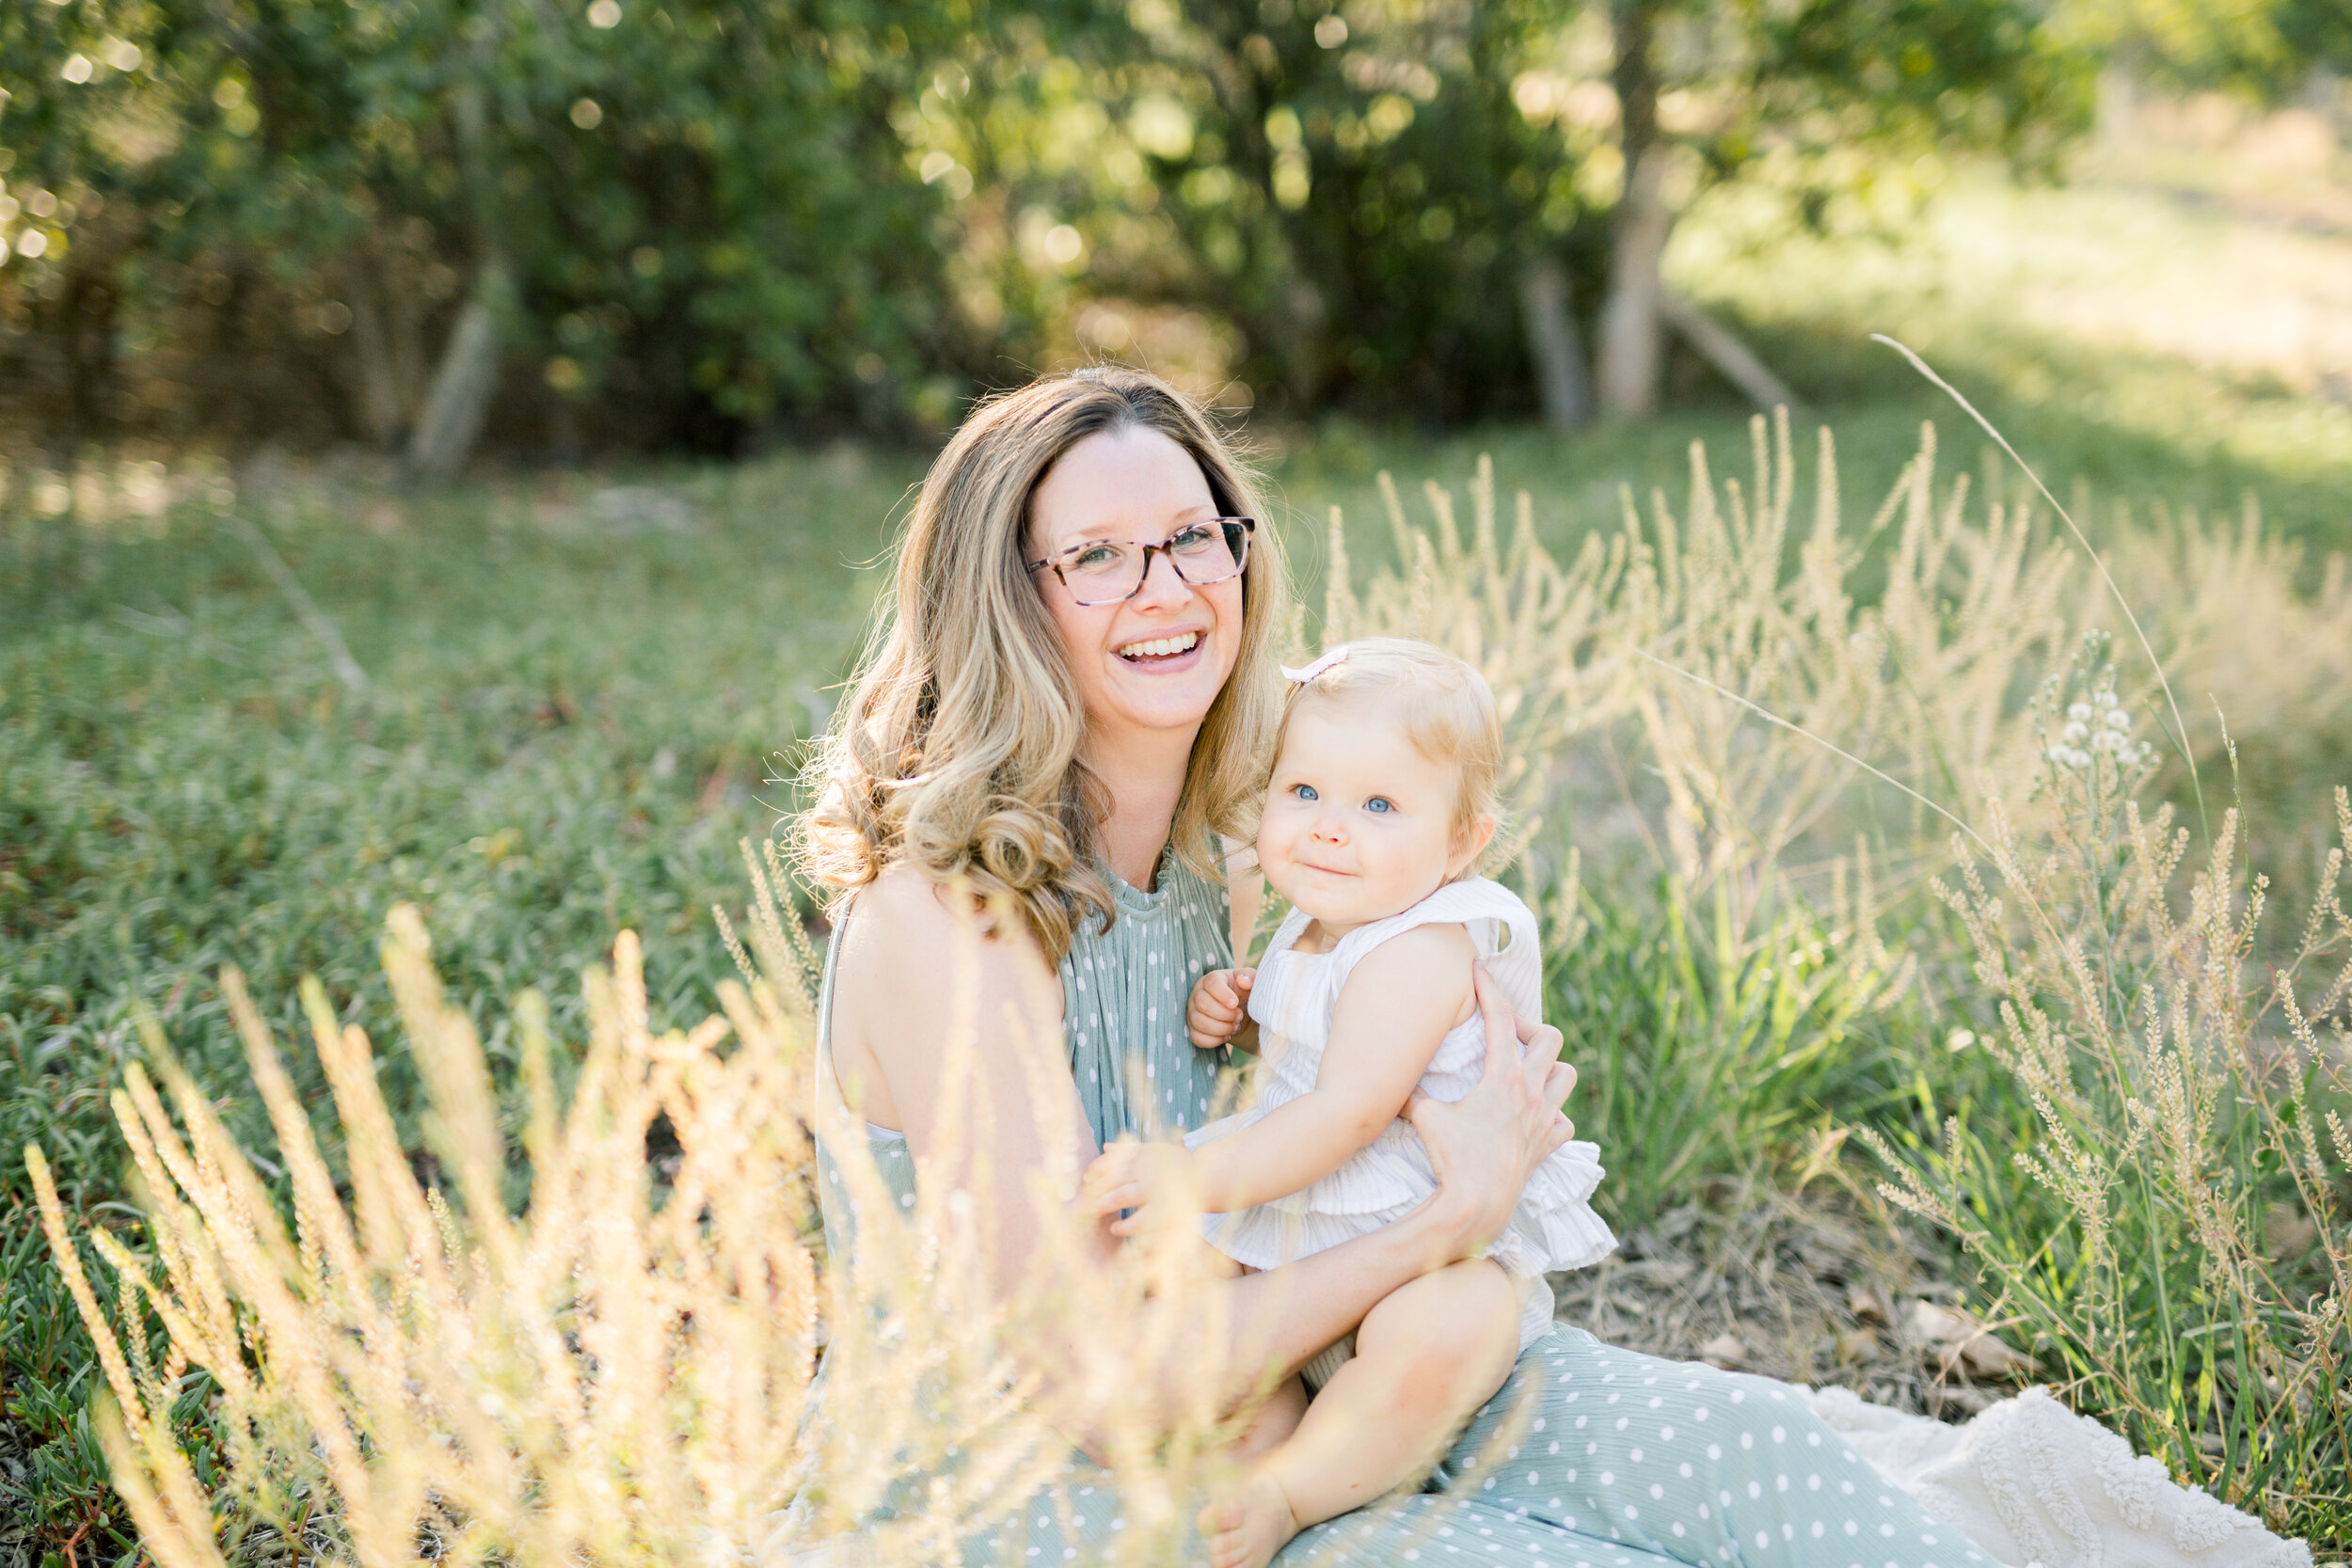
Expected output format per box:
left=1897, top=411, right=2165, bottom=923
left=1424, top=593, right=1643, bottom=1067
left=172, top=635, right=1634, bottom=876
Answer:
left=1277, top=638, right=1504, bottom=860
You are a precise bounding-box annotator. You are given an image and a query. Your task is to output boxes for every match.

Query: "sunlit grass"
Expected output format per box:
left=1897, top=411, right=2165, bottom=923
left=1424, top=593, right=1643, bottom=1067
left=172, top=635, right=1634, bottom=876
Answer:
left=12, top=344, right=2352, bottom=1553
left=1671, top=163, right=2352, bottom=546
left=26, top=406, right=2351, bottom=1551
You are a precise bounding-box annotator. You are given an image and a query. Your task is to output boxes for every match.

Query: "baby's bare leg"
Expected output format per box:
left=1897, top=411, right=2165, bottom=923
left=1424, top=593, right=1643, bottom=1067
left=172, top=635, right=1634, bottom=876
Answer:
left=1230, top=1373, right=1308, bottom=1463
left=1200, top=1259, right=1521, bottom=1568
left=1269, top=1259, right=1519, bottom=1522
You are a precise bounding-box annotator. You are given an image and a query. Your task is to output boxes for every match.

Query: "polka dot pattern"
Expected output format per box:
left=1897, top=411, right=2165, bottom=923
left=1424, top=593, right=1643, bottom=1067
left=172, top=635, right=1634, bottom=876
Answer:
left=810, top=859, right=1989, bottom=1565
left=964, top=1338, right=1992, bottom=1567
left=1053, top=855, right=1232, bottom=1142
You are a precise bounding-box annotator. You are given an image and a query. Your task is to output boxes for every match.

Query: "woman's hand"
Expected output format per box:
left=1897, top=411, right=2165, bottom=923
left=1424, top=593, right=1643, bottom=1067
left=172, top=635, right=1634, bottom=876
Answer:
left=1405, top=961, right=1576, bottom=1259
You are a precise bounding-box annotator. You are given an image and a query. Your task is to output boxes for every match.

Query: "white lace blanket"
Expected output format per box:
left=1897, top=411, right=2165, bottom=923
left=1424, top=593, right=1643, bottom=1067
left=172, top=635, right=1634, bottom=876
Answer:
left=1809, top=1386, right=2312, bottom=1568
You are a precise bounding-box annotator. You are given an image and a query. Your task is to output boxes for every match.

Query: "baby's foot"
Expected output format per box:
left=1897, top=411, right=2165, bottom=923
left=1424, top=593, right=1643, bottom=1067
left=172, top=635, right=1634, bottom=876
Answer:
left=1199, top=1468, right=1299, bottom=1568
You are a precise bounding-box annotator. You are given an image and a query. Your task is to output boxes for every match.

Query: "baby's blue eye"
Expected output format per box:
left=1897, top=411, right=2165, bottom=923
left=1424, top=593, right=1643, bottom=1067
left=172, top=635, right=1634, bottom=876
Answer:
left=1294, top=784, right=1319, bottom=801
left=1365, top=797, right=1394, bottom=814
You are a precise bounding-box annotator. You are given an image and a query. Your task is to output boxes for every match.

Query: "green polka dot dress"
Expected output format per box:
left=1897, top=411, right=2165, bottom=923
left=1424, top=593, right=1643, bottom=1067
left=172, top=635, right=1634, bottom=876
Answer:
left=811, top=857, right=1991, bottom=1567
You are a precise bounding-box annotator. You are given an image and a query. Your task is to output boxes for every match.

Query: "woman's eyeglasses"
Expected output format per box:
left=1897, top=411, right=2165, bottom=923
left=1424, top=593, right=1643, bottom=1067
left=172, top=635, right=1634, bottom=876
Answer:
left=1025, top=517, right=1255, bottom=607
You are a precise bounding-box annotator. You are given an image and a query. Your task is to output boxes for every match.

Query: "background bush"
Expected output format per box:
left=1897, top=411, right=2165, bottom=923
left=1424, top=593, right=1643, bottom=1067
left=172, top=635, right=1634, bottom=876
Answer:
left=0, top=0, right=2228, bottom=451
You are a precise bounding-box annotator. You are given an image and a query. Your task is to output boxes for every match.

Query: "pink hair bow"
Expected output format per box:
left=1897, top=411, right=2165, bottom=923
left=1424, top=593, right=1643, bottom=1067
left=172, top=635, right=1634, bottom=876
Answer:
left=1279, top=645, right=1350, bottom=685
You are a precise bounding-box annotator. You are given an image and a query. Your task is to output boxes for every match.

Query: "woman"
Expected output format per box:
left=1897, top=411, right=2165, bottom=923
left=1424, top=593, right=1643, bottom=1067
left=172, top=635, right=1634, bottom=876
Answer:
left=798, top=367, right=1985, bottom=1566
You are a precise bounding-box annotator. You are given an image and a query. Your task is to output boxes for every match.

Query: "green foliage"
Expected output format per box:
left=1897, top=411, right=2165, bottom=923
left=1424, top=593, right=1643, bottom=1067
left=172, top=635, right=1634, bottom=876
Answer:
left=1545, top=869, right=1920, bottom=1228
left=2052, top=0, right=2352, bottom=97
left=1095, top=0, right=1596, bottom=420
left=0, top=0, right=976, bottom=448
left=2, top=0, right=2102, bottom=446
left=984, top=0, right=2090, bottom=421
left=1756, top=0, right=2094, bottom=166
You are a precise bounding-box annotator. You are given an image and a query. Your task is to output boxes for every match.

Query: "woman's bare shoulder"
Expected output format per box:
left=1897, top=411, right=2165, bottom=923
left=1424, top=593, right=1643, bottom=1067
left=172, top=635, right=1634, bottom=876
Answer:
left=834, top=862, right=1052, bottom=1004
left=831, top=862, right=1072, bottom=1148
left=852, top=861, right=961, bottom=929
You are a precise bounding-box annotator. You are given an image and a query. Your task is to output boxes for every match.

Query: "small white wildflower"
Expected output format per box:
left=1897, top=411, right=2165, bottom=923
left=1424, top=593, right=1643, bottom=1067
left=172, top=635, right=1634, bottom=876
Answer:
left=2047, top=744, right=2070, bottom=765
left=2062, top=720, right=2089, bottom=743
left=2070, top=747, right=2093, bottom=768
left=2068, top=702, right=2093, bottom=721
left=2094, top=690, right=2118, bottom=709
left=2105, top=708, right=2129, bottom=730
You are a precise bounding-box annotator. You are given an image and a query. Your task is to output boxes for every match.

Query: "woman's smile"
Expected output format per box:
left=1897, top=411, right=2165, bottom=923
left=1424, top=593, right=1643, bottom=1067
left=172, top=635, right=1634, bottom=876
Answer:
left=1114, top=627, right=1206, bottom=666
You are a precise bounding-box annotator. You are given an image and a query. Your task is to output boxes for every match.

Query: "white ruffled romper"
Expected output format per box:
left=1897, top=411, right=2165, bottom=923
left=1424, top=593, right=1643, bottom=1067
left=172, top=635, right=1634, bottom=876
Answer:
left=1184, top=876, right=1615, bottom=1385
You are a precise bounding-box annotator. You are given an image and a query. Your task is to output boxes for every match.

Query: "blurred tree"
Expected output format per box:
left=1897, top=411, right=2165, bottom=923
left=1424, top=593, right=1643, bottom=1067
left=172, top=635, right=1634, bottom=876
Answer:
left=1589, top=0, right=2091, bottom=417
left=1064, top=0, right=1612, bottom=424
left=941, top=0, right=2090, bottom=426
left=0, top=0, right=972, bottom=459
left=0, top=0, right=2110, bottom=450
left=2053, top=0, right=2352, bottom=98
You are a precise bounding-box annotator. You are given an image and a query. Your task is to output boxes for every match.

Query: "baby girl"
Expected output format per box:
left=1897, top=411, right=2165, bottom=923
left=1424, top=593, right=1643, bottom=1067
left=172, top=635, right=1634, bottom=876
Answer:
left=1084, top=637, right=1614, bottom=1568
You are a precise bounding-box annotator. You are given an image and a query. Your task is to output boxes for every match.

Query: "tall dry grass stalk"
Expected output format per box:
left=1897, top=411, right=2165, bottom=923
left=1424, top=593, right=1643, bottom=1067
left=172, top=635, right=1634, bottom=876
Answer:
left=1863, top=637, right=2352, bottom=1529
left=30, top=413, right=2352, bottom=1555
left=1322, top=415, right=2075, bottom=924
left=1325, top=411, right=2352, bottom=936
left=26, top=889, right=1248, bottom=1568
left=1325, top=421, right=2351, bottom=1528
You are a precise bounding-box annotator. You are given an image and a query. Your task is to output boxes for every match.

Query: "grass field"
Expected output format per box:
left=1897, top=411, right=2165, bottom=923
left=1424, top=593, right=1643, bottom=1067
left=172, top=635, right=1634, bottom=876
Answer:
left=7, top=134, right=2352, bottom=1561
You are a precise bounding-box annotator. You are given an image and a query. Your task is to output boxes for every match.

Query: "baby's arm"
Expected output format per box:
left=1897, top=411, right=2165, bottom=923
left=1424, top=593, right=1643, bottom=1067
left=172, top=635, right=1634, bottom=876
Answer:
left=1190, top=924, right=1476, bottom=1212
left=1087, top=927, right=1475, bottom=1233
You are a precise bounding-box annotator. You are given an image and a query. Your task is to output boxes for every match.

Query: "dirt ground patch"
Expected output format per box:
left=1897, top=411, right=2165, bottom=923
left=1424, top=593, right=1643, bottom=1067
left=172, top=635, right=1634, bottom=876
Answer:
left=1550, top=1183, right=2036, bottom=1422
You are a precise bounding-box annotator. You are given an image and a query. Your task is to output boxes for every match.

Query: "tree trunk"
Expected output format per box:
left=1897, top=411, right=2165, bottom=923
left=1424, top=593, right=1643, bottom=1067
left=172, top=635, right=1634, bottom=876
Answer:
left=59, top=241, right=125, bottom=445
left=1518, top=253, right=1591, bottom=430
left=405, top=73, right=507, bottom=478
left=1597, top=0, right=1668, bottom=420
left=1659, top=293, right=1801, bottom=414
left=345, top=260, right=406, bottom=449
left=405, top=259, right=508, bottom=479
left=1597, top=149, right=1672, bottom=419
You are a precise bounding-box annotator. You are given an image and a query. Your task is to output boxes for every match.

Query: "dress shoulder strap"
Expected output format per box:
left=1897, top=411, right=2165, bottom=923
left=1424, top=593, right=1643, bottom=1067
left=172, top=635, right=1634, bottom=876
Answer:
left=1327, top=877, right=1543, bottom=1011
left=813, top=895, right=852, bottom=1110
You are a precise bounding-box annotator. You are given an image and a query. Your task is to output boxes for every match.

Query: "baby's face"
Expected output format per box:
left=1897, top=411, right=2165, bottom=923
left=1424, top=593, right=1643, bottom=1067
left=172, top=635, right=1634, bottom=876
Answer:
left=1256, top=703, right=1470, bottom=931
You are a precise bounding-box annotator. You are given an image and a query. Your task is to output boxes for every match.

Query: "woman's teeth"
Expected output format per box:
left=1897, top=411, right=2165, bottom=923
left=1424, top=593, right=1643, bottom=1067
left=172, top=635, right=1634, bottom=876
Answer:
left=1118, top=632, right=1200, bottom=660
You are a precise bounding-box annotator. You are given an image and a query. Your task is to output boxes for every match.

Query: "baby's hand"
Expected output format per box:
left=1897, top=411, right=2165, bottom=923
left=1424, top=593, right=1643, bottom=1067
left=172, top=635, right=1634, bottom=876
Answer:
left=1187, top=967, right=1254, bottom=1048
left=1083, top=1139, right=1197, bottom=1238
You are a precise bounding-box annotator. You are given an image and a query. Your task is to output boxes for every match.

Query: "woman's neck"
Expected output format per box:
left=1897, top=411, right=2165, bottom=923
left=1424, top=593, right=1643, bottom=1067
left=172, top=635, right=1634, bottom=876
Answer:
left=1086, top=727, right=1195, bottom=890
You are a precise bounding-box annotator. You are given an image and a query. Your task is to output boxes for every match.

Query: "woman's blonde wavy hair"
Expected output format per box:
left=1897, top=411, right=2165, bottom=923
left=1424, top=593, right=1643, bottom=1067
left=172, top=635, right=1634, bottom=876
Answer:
left=796, top=367, right=1292, bottom=962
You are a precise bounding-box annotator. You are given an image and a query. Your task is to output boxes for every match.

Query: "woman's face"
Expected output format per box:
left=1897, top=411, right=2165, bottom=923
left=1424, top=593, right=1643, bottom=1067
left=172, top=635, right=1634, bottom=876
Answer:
left=1026, top=424, right=1245, bottom=753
